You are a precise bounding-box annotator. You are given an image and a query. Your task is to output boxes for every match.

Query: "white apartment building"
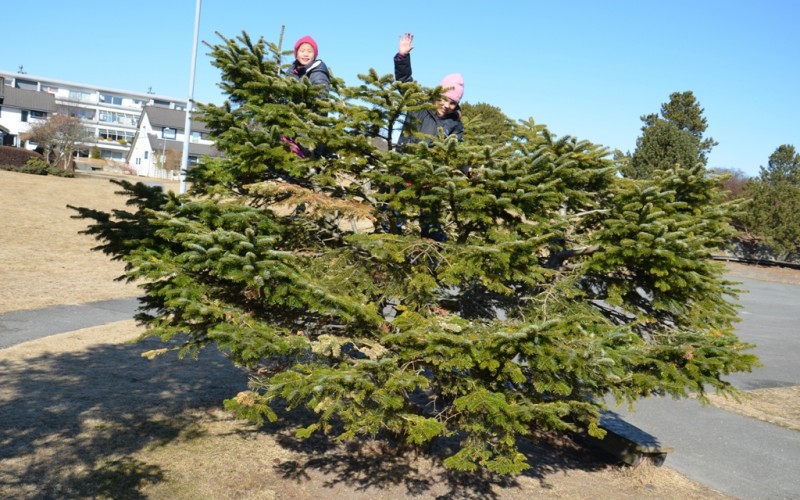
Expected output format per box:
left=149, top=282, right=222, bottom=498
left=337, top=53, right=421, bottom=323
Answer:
left=0, top=69, right=186, bottom=162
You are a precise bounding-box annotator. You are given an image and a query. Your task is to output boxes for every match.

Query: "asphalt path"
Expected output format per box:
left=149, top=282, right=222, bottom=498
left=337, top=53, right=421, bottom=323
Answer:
left=0, top=297, right=140, bottom=349
left=1, top=275, right=798, bottom=498
left=614, top=275, right=800, bottom=500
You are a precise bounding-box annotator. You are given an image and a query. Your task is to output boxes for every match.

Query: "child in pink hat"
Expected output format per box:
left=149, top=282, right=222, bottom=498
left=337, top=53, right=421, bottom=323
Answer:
left=288, top=35, right=330, bottom=90
left=282, top=35, right=331, bottom=158
left=393, top=32, right=464, bottom=148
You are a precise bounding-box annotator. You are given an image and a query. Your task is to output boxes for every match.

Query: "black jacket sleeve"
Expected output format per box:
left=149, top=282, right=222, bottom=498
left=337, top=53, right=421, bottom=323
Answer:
left=394, top=53, right=413, bottom=82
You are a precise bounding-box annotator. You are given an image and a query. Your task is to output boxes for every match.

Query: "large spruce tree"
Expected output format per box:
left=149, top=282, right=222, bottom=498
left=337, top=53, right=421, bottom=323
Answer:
left=72, top=32, right=758, bottom=475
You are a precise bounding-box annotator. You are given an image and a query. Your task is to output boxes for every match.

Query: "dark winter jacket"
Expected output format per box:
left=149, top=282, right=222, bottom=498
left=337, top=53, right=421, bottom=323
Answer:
left=394, top=53, right=463, bottom=147
left=288, top=59, right=331, bottom=89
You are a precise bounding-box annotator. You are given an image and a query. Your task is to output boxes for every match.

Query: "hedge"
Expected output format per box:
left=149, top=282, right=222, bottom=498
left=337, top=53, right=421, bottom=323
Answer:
left=0, top=146, right=44, bottom=168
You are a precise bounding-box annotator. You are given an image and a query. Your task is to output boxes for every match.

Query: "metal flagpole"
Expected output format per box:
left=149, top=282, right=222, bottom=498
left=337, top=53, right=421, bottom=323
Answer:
left=179, top=0, right=202, bottom=194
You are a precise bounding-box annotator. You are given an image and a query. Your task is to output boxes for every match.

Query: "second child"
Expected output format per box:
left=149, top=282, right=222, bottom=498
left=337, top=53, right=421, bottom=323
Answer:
left=393, top=32, right=464, bottom=147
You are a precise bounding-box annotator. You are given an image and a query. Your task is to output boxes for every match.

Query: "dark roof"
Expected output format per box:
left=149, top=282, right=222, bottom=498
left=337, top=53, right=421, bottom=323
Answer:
left=146, top=133, right=220, bottom=157
left=0, top=85, right=57, bottom=112
left=144, top=105, right=210, bottom=134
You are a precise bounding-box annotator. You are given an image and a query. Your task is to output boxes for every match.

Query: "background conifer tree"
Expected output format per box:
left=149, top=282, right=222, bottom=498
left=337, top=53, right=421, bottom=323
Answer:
left=738, top=144, right=800, bottom=257
left=622, top=91, right=715, bottom=179
left=660, top=90, right=717, bottom=163
left=460, top=102, right=515, bottom=144
left=72, top=32, right=758, bottom=475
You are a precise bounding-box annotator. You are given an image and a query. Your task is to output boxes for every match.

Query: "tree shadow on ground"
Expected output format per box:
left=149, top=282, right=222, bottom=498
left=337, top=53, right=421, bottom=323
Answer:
left=249, top=391, right=615, bottom=499
left=268, top=421, right=612, bottom=500
left=1, top=334, right=616, bottom=499
left=0, top=335, right=248, bottom=498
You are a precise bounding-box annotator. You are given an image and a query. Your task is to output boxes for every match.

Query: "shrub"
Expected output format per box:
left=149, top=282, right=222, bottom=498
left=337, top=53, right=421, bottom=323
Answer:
left=17, top=157, right=74, bottom=177
left=0, top=146, right=44, bottom=170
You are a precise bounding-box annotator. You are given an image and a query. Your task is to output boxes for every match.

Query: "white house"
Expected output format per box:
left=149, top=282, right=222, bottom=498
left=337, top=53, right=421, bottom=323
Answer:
left=127, top=105, right=219, bottom=179
left=0, top=76, right=57, bottom=147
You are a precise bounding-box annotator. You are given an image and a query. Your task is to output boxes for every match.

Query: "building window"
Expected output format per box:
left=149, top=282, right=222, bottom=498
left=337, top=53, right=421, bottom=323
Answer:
left=66, top=107, right=95, bottom=120
left=16, top=79, right=37, bottom=91
left=99, top=110, right=138, bottom=126
left=98, top=128, right=135, bottom=142
left=68, top=89, right=93, bottom=103
left=162, top=127, right=177, bottom=140
left=144, top=151, right=149, bottom=159
left=21, top=110, right=28, bottom=122
left=100, top=93, right=123, bottom=106
left=101, top=150, right=125, bottom=160
left=190, top=131, right=202, bottom=143
left=30, top=110, right=47, bottom=119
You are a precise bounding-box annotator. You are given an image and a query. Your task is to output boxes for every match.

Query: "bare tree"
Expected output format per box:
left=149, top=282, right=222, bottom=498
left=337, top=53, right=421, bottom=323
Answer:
left=24, top=115, right=93, bottom=170
left=711, top=167, right=749, bottom=200
left=161, top=148, right=182, bottom=172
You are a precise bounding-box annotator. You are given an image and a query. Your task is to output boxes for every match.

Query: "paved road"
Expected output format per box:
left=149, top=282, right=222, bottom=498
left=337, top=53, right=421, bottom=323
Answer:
left=0, top=297, right=140, bottom=349
left=615, top=275, right=800, bottom=500
left=1, top=276, right=798, bottom=499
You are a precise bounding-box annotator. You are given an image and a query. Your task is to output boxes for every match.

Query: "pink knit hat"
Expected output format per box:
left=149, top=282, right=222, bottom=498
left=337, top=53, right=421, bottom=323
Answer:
left=294, top=35, right=318, bottom=60
left=439, top=73, right=464, bottom=103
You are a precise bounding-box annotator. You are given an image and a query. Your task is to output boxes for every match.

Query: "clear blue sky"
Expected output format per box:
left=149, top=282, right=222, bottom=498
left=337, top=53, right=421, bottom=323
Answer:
left=3, top=1, right=798, bottom=177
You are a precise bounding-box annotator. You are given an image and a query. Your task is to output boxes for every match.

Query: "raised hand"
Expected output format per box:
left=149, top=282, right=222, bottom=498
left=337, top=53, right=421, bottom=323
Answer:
left=398, top=32, right=414, bottom=56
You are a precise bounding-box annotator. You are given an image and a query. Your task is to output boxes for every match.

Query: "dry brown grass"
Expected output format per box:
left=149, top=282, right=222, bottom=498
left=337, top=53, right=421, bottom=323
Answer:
left=0, top=170, right=147, bottom=313
left=4, top=169, right=794, bottom=498
left=705, top=387, right=800, bottom=432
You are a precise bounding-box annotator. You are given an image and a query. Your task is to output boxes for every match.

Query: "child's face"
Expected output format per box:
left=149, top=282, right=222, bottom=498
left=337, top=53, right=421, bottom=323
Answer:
left=296, top=43, right=315, bottom=65
left=435, top=98, right=458, bottom=117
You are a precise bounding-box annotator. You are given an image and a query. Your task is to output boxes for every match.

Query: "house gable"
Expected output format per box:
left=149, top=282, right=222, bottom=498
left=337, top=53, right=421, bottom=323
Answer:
left=127, top=106, right=219, bottom=178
